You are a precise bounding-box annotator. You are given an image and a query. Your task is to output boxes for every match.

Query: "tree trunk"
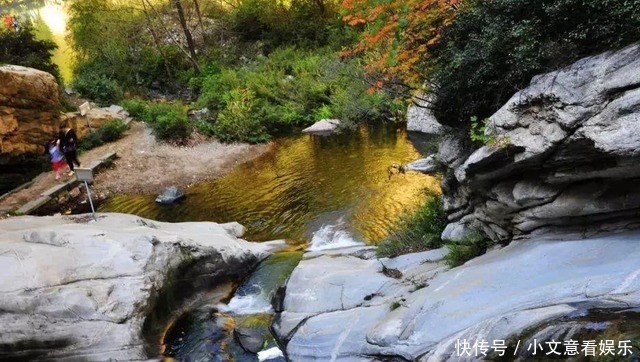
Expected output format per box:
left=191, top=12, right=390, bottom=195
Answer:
left=141, top=0, right=173, bottom=79
left=173, top=0, right=200, bottom=74
left=192, top=0, right=207, bottom=42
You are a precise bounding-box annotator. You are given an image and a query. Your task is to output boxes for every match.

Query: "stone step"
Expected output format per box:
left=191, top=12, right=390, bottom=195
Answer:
left=16, top=196, right=52, bottom=215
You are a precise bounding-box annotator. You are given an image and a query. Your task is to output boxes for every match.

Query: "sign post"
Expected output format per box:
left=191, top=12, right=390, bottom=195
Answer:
left=74, top=168, right=96, bottom=221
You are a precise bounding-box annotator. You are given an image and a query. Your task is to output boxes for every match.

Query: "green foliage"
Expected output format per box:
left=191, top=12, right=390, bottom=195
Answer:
left=376, top=193, right=447, bottom=258
left=120, top=98, right=148, bottom=119
left=78, top=119, right=129, bottom=152
left=100, top=119, right=129, bottom=142
left=71, top=70, right=123, bottom=106
left=430, top=0, right=640, bottom=127
left=214, top=89, right=270, bottom=143
left=230, top=0, right=346, bottom=51
left=153, top=110, right=192, bottom=142
left=0, top=22, right=60, bottom=83
left=469, top=116, right=491, bottom=144
left=195, top=120, right=216, bottom=137
left=196, top=47, right=392, bottom=142
left=443, top=233, right=492, bottom=268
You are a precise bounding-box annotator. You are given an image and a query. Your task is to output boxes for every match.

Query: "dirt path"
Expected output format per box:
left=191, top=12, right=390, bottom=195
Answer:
left=0, top=122, right=269, bottom=212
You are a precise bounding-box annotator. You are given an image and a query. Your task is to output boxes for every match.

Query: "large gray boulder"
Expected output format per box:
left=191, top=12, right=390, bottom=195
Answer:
left=438, top=42, right=640, bottom=241
left=277, top=232, right=640, bottom=361
left=406, top=93, right=446, bottom=135
left=0, top=213, right=279, bottom=361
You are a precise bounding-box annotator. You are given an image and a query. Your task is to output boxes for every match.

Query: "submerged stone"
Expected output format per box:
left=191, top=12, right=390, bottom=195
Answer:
left=155, top=186, right=185, bottom=204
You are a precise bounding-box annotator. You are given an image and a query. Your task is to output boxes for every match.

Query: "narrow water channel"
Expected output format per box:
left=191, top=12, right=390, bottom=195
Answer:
left=100, top=122, right=440, bottom=246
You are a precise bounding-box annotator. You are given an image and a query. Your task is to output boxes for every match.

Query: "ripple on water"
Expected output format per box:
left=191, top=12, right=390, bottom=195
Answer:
left=99, top=122, right=440, bottom=244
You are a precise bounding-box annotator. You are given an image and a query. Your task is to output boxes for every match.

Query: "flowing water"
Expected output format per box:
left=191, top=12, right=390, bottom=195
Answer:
left=100, top=122, right=439, bottom=246
left=104, top=123, right=438, bottom=359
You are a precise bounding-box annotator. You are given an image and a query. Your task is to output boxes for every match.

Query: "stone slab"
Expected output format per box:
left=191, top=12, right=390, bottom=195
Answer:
left=16, top=195, right=52, bottom=215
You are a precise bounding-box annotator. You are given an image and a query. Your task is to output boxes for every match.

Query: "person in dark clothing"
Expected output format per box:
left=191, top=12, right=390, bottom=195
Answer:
left=59, top=123, right=81, bottom=175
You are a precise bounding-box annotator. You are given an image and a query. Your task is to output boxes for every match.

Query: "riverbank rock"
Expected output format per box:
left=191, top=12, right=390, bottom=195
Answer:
left=155, top=186, right=185, bottom=204
left=411, top=42, right=640, bottom=241
left=302, top=119, right=341, bottom=136
left=0, top=65, right=60, bottom=164
left=277, top=232, right=640, bottom=360
left=406, top=94, right=446, bottom=135
left=0, top=213, right=275, bottom=361
left=60, top=105, right=132, bottom=139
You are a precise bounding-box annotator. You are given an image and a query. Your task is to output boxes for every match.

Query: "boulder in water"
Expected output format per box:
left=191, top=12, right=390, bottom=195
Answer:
left=302, top=119, right=341, bottom=136
left=155, top=186, right=185, bottom=204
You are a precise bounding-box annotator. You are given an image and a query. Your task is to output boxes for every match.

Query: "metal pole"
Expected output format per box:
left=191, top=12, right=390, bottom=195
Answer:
left=84, top=181, right=97, bottom=221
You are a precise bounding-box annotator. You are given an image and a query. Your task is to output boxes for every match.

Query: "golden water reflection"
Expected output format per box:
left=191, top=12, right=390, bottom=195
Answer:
left=100, top=123, right=440, bottom=244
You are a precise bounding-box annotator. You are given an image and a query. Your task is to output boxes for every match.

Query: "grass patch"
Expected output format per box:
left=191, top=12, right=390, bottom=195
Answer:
left=376, top=192, right=447, bottom=258
left=443, top=233, right=492, bottom=268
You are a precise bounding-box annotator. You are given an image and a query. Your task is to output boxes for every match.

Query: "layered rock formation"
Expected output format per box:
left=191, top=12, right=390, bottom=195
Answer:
left=276, top=234, right=640, bottom=361
left=415, top=43, right=640, bottom=241
left=0, top=65, right=60, bottom=164
left=60, top=105, right=132, bottom=139
left=0, top=213, right=280, bottom=361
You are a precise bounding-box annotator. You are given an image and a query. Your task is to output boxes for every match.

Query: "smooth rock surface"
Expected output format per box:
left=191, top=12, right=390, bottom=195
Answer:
left=278, top=233, right=640, bottom=361
left=437, top=43, right=640, bottom=241
left=406, top=94, right=446, bottom=135
left=0, top=213, right=273, bottom=361
left=302, top=119, right=341, bottom=136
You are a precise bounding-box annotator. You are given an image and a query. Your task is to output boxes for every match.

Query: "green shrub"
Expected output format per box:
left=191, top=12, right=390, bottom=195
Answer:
left=196, top=47, right=392, bottom=142
left=195, top=120, right=216, bottom=137
left=72, top=71, right=123, bottom=106
left=443, top=234, right=492, bottom=268
left=100, top=119, right=128, bottom=142
left=214, top=88, right=270, bottom=143
left=120, top=98, right=147, bottom=119
left=430, top=0, right=640, bottom=127
left=78, top=119, right=129, bottom=152
left=376, top=193, right=447, bottom=258
left=142, top=102, right=184, bottom=124
left=152, top=110, right=192, bottom=142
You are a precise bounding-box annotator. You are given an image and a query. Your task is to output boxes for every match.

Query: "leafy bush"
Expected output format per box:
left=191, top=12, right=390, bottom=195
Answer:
left=152, top=110, right=192, bottom=142
left=443, top=233, right=492, bottom=268
left=100, top=119, right=129, bottom=142
left=0, top=22, right=60, bottom=83
left=78, top=119, right=129, bottom=152
left=214, top=89, right=269, bottom=143
left=376, top=193, right=447, bottom=258
left=120, top=98, right=147, bottom=119
left=195, top=120, right=216, bottom=137
left=430, top=0, right=640, bottom=127
left=71, top=70, right=123, bottom=106
left=196, top=47, right=392, bottom=142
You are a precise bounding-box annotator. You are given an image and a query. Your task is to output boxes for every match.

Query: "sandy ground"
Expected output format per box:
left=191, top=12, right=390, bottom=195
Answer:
left=90, top=122, right=269, bottom=195
left=0, top=122, right=269, bottom=212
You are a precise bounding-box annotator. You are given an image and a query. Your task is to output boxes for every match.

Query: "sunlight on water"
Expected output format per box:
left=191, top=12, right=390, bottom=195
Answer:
left=100, top=123, right=440, bottom=244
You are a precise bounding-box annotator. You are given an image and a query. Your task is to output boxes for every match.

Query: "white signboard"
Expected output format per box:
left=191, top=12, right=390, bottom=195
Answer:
left=75, top=168, right=93, bottom=183
left=78, top=102, right=91, bottom=116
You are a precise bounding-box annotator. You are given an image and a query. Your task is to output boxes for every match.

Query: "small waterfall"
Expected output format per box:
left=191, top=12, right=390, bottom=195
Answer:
left=307, top=222, right=364, bottom=251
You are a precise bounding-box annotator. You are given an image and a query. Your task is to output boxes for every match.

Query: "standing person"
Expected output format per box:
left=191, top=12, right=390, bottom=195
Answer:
left=47, top=138, right=67, bottom=180
left=59, top=123, right=81, bottom=175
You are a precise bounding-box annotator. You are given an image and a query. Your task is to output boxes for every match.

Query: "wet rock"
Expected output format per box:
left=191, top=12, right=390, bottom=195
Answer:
left=402, top=156, right=441, bottom=174
left=235, top=327, right=265, bottom=354
left=0, top=213, right=273, bottom=361
left=302, top=119, right=341, bottom=136
left=155, top=186, right=185, bottom=204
